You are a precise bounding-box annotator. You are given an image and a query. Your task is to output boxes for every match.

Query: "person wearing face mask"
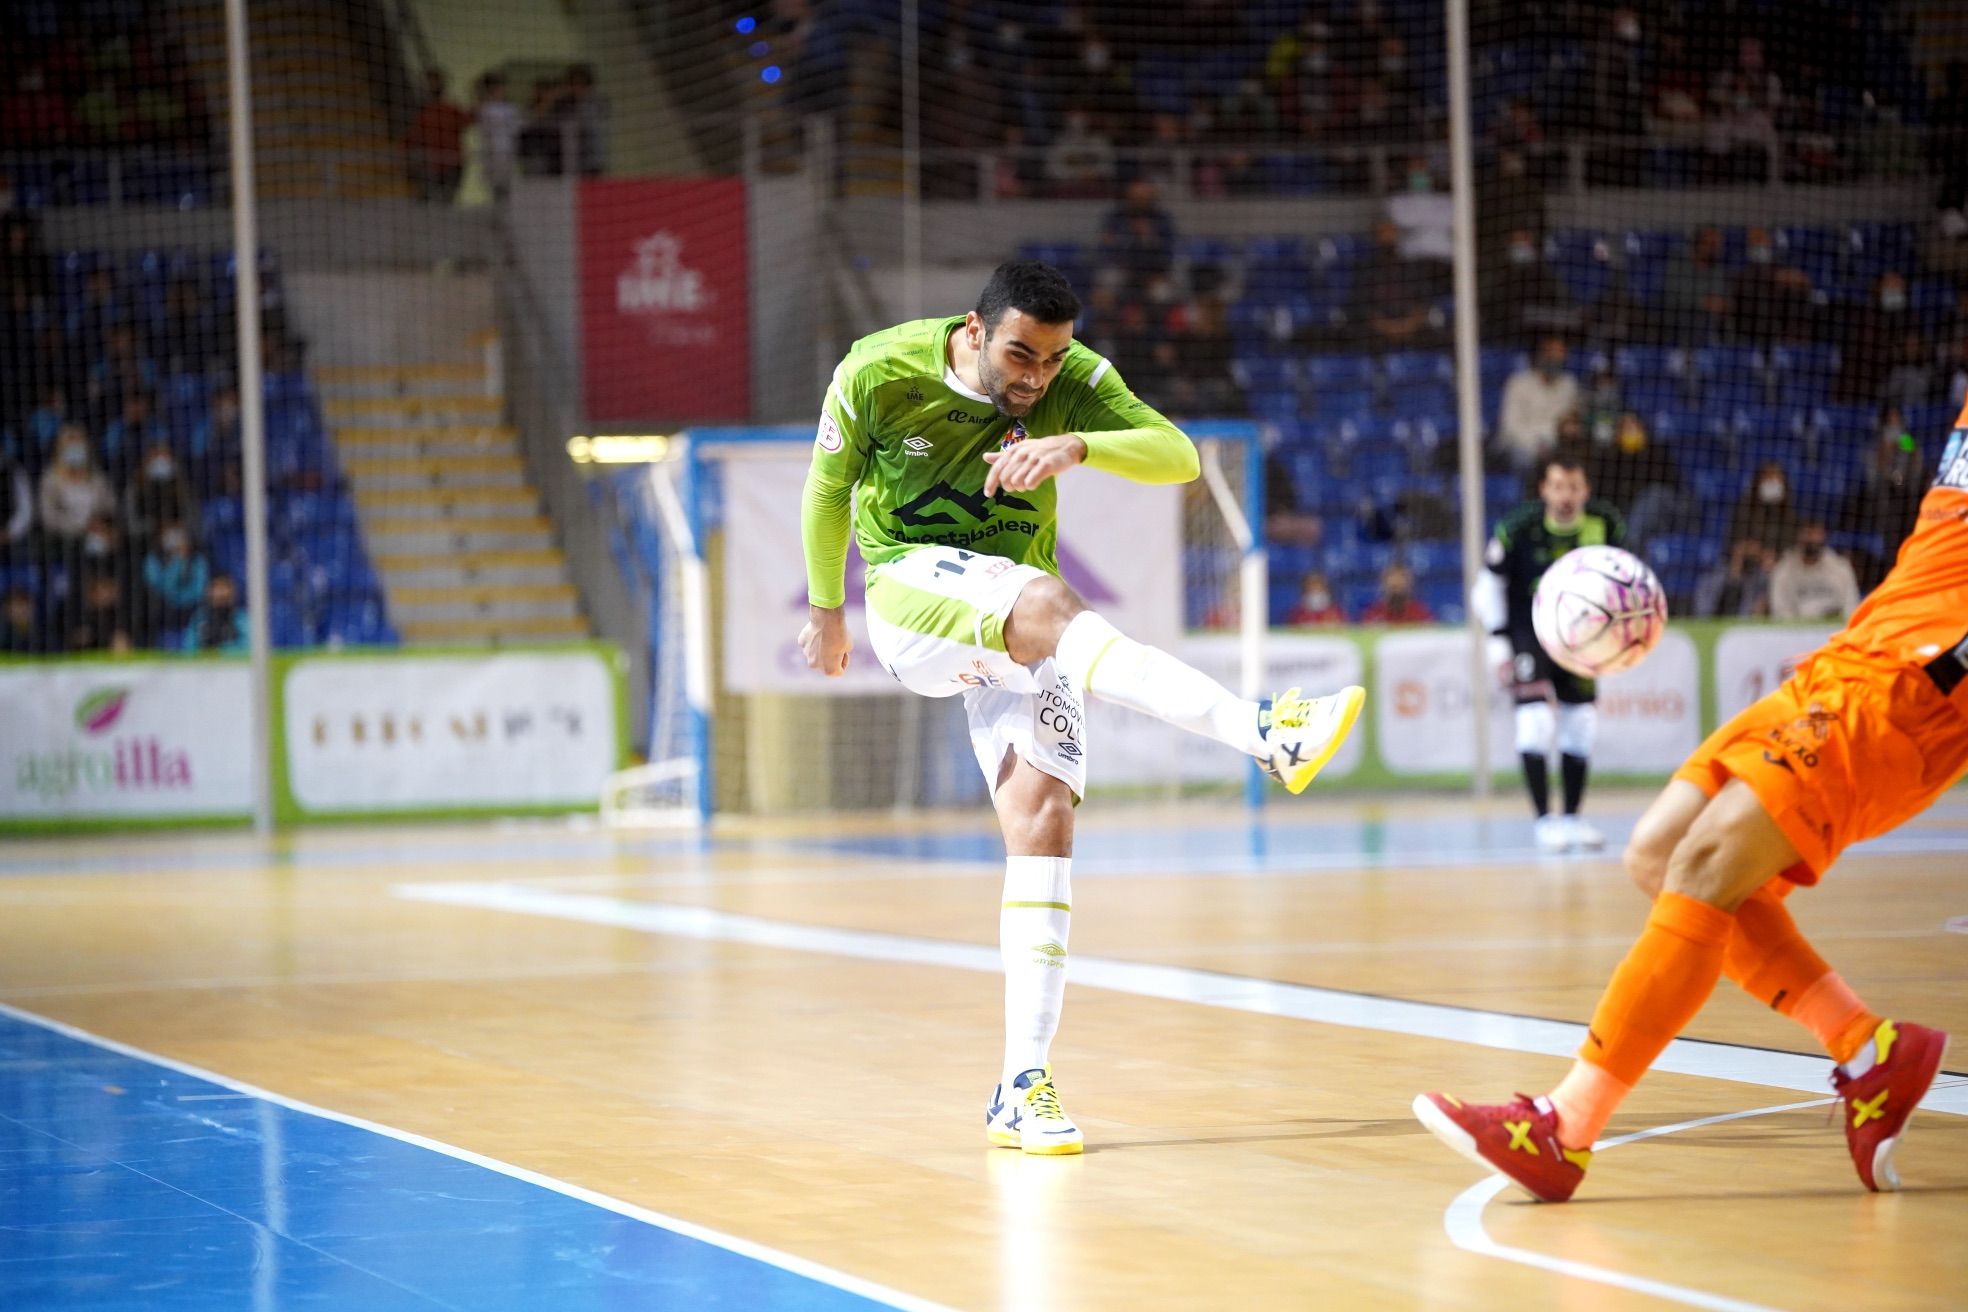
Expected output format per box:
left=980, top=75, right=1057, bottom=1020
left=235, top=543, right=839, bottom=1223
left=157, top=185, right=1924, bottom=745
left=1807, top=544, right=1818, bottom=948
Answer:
left=1359, top=562, right=1434, bottom=625
left=141, top=517, right=210, bottom=641
left=60, top=568, right=142, bottom=652
left=1731, top=228, right=1818, bottom=343
left=1838, top=273, right=1915, bottom=402
left=1286, top=570, right=1345, bottom=626
left=124, top=437, right=198, bottom=545
left=1045, top=107, right=1116, bottom=198
left=1386, top=155, right=1454, bottom=263
left=1590, top=411, right=1685, bottom=547
left=1481, top=229, right=1575, bottom=344
left=1496, top=336, right=1580, bottom=471
left=36, top=424, right=117, bottom=547
left=1770, top=521, right=1861, bottom=621
left=1729, top=460, right=1798, bottom=555
left=1694, top=538, right=1774, bottom=618
left=184, top=572, right=248, bottom=653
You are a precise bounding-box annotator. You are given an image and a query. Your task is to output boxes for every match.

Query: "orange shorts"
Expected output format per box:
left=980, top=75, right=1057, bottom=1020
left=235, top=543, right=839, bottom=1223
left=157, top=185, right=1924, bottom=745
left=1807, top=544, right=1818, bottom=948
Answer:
left=1674, top=650, right=1968, bottom=882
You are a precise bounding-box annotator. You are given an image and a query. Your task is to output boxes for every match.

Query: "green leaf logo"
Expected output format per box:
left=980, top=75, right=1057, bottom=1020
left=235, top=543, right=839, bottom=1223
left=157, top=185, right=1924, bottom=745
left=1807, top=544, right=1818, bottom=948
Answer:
left=76, top=688, right=130, bottom=735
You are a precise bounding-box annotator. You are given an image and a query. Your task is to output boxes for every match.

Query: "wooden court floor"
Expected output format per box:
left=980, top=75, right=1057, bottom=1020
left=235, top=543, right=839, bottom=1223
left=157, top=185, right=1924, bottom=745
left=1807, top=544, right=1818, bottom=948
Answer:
left=2, top=793, right=1965, bottom=1310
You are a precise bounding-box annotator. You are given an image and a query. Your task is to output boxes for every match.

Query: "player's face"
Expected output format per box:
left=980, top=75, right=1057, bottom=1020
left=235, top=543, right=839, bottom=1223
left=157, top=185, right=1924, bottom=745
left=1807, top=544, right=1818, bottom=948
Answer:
left=971, top=310, right=1075, bottom=416
left=1541, top=467, right=1588, bottom=523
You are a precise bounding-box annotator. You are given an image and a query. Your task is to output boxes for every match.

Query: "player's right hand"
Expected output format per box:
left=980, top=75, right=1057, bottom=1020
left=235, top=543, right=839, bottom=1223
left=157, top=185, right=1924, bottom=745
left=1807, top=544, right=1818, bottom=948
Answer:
left=799, top=605, right=852, bottom=677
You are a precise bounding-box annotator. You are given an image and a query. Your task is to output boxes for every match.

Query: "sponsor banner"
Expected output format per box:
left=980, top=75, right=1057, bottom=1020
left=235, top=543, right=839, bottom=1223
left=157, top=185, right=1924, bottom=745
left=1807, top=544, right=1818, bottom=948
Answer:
left=723, top=457, right=1180, bottom=695
left=579, top=177, right=749, bottom=422
left=1097, top=633, right=1364, bottom=784
left=1714, top=625, right=1838, bottom=721
left=281, top=652, right=621, bottom=814
left=0, top=662, right=252, bottom=818
left=1372, top=629, right=1698, bottom=775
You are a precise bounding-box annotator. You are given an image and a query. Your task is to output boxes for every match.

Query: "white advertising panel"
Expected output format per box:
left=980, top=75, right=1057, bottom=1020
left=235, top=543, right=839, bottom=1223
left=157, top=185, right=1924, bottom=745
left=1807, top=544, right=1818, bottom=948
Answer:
left=282, top=652, right=620, bottom=813
left=1713, top=625, right=1839, bottom=721
left=0, top=662, right=252, bottom=819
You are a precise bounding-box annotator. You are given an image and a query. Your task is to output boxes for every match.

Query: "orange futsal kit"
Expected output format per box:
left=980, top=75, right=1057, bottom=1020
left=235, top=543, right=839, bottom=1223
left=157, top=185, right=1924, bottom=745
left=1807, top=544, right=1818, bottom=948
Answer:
left=1675, top=410, right=1968, bottom=878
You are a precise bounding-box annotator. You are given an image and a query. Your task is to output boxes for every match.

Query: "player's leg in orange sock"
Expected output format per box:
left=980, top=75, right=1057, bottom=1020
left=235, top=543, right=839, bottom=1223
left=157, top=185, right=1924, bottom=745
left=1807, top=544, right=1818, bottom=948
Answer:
left=1548, top=780, right=1805, bottom=1150
left=1723, top=878, right=1881, bottom=1064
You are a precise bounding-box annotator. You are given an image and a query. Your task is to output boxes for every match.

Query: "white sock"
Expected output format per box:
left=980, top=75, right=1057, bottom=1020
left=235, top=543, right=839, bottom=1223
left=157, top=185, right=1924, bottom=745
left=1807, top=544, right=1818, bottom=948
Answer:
left=1001, top=855, right=1071, bottom=1088
left=1841, top=1037, right=1879, bottom=1080
left=1054, top=611, right=1266, bottom=756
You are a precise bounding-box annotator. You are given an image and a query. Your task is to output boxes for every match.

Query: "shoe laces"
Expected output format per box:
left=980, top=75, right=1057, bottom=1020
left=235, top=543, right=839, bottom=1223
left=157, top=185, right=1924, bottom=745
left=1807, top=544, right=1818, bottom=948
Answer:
left=1024, top=1077, right=1068, bottom=1121
left=1268, top=686, right=1313, bottom=729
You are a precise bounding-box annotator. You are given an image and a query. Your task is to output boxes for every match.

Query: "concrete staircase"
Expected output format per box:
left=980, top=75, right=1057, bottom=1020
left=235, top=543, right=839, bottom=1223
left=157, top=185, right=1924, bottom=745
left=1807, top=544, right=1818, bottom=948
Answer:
left=319, top=359, right=588, bottom=645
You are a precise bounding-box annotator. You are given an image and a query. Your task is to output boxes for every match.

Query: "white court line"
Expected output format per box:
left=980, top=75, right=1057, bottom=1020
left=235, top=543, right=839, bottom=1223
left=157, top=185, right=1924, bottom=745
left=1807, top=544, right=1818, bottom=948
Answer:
left=0, top=1000, right=955, bottom=1312
left=394, top=881, right=1968, bottom=1115
left=1443, top=1098, right=1836, bottom=1312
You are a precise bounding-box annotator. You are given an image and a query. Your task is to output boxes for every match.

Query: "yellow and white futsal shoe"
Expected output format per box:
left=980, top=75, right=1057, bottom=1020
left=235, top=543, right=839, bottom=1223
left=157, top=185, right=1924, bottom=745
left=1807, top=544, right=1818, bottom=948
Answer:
left=986, top=1067, right=1084, bottom=1155
left=1258, top=685, right=1366, bottom=794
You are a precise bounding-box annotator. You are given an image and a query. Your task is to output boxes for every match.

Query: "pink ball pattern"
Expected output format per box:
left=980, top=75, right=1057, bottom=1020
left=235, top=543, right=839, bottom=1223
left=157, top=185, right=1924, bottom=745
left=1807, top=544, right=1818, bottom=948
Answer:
left=1532, top=546, right=1670, bottom=678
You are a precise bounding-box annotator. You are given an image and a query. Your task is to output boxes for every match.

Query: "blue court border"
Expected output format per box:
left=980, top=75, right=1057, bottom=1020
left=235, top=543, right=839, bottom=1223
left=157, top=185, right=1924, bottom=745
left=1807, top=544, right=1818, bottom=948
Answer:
left=0, top=1003, right=943, bottom=1312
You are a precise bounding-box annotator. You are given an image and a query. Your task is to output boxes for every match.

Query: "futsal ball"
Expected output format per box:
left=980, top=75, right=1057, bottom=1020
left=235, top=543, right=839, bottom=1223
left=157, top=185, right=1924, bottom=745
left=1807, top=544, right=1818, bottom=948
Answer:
left=1532, top=545, right=1669, bottom=678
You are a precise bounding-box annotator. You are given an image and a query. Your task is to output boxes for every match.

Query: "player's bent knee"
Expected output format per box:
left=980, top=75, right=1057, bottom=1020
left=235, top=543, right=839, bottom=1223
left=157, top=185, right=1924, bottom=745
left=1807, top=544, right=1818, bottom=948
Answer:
left=1622, top=837, right=1666, bottom=899
left=1005, top=575, right=1088, bottom=665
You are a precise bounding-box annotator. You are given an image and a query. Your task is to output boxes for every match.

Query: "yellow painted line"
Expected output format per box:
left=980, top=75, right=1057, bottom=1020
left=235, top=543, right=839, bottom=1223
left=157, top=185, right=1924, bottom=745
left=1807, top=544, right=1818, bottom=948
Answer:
left=354, top=487, right=537, bottom=510
left=317, top=363, right=489, bottom=384
left=333, top=425, right=516, bottom=444
left=399, top=615, right=590, bottom=641
left=365, top=514, right=552, bottom=537
left=373, top=549, right=564, bottom=572
left=324, top=395, right=505, bottom=417
left=389, top=583, right=578, bottom=606
left=342, top=454, right=526, bottom=478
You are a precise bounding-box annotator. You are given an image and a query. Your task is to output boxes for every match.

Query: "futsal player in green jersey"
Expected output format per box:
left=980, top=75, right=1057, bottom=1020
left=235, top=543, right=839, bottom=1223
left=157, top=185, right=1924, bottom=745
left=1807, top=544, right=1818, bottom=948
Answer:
left=798, top=261, right=1365, bottom=1153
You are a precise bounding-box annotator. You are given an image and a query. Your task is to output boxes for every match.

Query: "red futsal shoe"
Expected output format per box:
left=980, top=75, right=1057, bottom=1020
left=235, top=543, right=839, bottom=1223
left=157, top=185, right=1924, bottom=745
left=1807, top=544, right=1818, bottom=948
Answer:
left=1833, top=1019, right=1949, bottom=1192
left=1411, top=1090, right=1592, bottom=1203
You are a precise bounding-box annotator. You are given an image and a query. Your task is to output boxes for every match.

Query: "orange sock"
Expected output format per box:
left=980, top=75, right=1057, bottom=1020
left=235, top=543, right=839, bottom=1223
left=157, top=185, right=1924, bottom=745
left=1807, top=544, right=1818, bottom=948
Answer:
left=1549, top=891, right=1735, bottom=1149
left=1722, top=880, right=1880, bottom=1064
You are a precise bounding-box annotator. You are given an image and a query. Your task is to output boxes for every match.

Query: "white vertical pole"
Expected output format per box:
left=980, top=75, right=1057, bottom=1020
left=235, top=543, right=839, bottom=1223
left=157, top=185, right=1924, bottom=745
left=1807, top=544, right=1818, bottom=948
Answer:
left=1446, top=0, right=1492, bottom=799
left=900, top=0, right=923, bottom=318
left=225, top=0, right=274, bottom=832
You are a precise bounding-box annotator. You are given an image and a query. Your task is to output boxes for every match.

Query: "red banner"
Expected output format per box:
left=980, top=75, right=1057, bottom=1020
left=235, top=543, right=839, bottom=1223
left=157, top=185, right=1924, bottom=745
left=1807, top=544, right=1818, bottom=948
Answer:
left=578, top=177, right=750, bottom=423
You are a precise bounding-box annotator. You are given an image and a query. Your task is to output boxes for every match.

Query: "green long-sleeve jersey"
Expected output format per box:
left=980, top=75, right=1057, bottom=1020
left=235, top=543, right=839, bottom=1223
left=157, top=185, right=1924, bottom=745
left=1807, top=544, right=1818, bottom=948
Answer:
left=801, top=316, right=1198, bottom=607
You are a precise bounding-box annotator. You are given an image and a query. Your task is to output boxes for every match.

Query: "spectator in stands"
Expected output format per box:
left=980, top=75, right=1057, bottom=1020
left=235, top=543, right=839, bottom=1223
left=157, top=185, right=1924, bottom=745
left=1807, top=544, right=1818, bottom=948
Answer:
left=1704, top=37, right=1782, bottom=183
left=139, top=517, right=208, bottom=640
left=1, top=67, right=75, bottom=147
left=1352, top=220, right=1437, bottom=352
left=518, top=78, right=564, bottom=177
left=1838, top=272, right=1917, bottom=402
left=1263, top=450, right=1325, bottom=549
left=69, top=266, right=126, bottom=365
left=1770, top=521, right=1860, bottom=621
left=1728, top=460, right=1798, bottom=554
left=1589, top=6, right=1648, bottom=136
left=474, top=73, right=521, bottom=202
left=99, top=390, right=162, bottom=478
left=1387, top=157, right=1452, bottom=262
left=1046, top=107, right=1117, bottom=198
left=1694, top=539, right=1774, bottom=618
left=406, top=69, right=471, bottom=203
left=1, top=445, right=30, bottom=565
left=1590, top=411, right=1685, bottom=547
left=0, top=212, right=52, bottom=301
left=1661, top=226, right=1731, bottom=344
left=1496, top=337, right=1579, bottom=472
left=1579, top=358, right=1623, bottom=443
left=1731, top=228, right=1818, bottom=343
left=21, top=384, right=70, bottom=472
left=124, top=438, right=197, bottom=546
left=1879, top=332, right=1936, bottom=412
left=1285, top=571, right=1346, bottom=626
left=1477, top=149, right=1544, bottom=270
left=159, top=279, right=231, bottom=375
left=1844, top=417, right=1928, bottom=585
left=1171, top=294, right=1241, bottom=416
left=1098, top=180, right=1175, bottom=282
left=0, top=586, right=44, bottom=654
left=61, top=568, right=140, bottom=653
left=1359, top=561, right=1435, bottom=625
left=37, top=425, right=117, bottom=549
left=91, top=324, right=157, bottom=417
left=560, top=65, right=609, bottom=177
left=1481, top=229, right=1576, bottom=344
left=190, top=382, right=242, bottom=495
left=183, top=572, right=246, bottom=653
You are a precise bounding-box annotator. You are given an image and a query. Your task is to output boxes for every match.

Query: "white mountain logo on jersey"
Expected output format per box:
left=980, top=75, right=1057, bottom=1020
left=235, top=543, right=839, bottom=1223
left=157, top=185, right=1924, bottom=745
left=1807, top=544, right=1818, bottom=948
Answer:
left=618, top=232, right=708, bottom=314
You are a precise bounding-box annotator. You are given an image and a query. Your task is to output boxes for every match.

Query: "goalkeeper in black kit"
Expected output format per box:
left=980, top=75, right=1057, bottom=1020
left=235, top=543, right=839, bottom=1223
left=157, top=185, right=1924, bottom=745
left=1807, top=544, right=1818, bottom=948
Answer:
left=1472, top=454, right=1627, bottom=854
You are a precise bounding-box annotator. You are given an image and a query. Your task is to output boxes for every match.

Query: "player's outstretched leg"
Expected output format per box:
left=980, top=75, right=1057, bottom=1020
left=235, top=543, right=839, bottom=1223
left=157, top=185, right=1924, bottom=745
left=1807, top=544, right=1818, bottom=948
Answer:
left=1416, top=780, right=1801, bottom=1201
left=983, top=754, right=1083, bottom=1155
left=1006, top=575, right=1363, bottom=794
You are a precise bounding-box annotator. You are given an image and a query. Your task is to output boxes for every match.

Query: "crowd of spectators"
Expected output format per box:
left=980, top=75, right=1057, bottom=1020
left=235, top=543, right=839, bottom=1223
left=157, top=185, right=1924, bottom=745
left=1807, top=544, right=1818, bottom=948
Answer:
left=0, top=11, right=209, bottom=152
left=0, top=211, right=266, bottom=655
left=761, top=0, right=1935, bottom=202
left=403, top=63, right=610, bottom=204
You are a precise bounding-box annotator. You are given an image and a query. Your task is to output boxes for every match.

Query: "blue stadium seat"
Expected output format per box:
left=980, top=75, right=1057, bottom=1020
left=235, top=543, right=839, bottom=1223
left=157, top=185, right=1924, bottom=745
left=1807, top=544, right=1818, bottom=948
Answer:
left=1387, top=382, right=1454, bottom=421
left=1421, top=583, right=1466, bottom=625
left=1247, top=389, right=1303, bottom=424
left=1304, top=354, right=1375, bottom=388
left=1906, top=402, right=1956, bottom=441
left=1382, top=351, right=1453, bottom=385
left=1404, top=539, right=1462, bottom=579
left=1485, top=473, right=1525, bottom=511
left=1234, top=357, right=1298, bottom=392
left=1692, top=467, right=1740, bottom=505
left=1614, top=345, right=1684, bottom=381
left=1774, top=227, right=1843, bottom=290
left=1647, top=534, right=1723, bottom=573
left=1346, top=443, right=1411, bottom=484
